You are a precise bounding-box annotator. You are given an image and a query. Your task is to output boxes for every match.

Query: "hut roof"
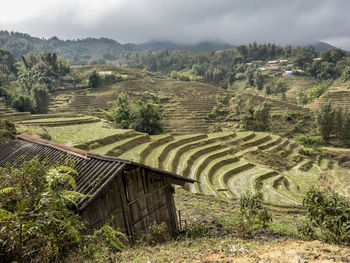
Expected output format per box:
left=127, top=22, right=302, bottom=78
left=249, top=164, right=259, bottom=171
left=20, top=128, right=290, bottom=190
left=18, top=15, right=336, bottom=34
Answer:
left=0, top=134, right=196, bottom=210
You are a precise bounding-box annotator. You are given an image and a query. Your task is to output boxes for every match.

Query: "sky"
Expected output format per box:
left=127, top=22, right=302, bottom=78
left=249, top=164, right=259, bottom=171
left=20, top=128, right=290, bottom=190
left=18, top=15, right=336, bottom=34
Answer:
left=1, top=0, right=350, bottom=49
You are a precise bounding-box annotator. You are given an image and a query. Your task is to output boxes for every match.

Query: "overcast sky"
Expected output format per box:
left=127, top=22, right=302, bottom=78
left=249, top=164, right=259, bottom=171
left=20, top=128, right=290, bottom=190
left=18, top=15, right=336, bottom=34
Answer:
left=1, top=0, right=350, bottom=49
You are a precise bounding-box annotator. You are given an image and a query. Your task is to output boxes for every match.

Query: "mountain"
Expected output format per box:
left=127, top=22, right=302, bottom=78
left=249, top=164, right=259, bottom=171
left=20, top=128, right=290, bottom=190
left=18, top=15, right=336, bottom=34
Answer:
left=0, top=31, right=346, bottom=65
left=0, top=31, right=234, bottom=62
left=127, top=40, right=234, bottom=52
left=0, top=31, right=126, bottom=63
left=303, top=41, right=339, bottom=52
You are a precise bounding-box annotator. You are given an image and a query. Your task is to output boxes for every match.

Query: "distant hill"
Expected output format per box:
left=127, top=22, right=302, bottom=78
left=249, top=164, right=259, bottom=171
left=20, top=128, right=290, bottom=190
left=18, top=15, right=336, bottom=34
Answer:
left=126, top=40, right=234, bottom=52
left=0, top=30, right=346, bottom=64
left=0, top=31, right=234, bottom=63
left=304, top=41, right=339, bottom=52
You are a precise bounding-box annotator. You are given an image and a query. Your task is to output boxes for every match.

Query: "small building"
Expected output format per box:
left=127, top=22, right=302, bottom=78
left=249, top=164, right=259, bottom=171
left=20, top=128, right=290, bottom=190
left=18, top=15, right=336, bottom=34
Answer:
left=98, top=71, right=113, bottom=75
left=268, top=60, right=278, bottom=64
left=283, top=70, right=293, bottom=76
left=0, top=134, right=195, bottom=242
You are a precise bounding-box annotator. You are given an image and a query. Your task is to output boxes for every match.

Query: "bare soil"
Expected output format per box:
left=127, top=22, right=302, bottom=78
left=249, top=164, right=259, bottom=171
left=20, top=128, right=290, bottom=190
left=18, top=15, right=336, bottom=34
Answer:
left=188, top=240, right=350, bottom=263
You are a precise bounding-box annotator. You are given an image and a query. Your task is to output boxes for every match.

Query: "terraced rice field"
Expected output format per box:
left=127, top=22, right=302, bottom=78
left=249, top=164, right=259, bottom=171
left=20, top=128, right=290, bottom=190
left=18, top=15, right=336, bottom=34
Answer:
left=21, top=119, right=349, bottom=208
left=10, top=93, right=349, bottom=208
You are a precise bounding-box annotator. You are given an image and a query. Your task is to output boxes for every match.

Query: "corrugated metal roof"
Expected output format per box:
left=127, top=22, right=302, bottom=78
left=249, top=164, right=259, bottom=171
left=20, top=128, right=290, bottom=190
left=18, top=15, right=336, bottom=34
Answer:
left=0, top=134, right=196, bottom=210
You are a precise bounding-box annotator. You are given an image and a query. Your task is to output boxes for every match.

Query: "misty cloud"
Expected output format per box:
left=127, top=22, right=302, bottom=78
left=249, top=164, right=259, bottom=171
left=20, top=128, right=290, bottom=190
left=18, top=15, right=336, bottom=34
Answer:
left=1, top=0, right=350, bottom=49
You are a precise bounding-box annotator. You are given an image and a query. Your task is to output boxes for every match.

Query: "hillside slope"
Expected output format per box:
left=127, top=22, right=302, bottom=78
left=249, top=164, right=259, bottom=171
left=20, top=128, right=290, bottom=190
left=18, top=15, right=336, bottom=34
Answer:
left=48, top=65, right=315, bottom=135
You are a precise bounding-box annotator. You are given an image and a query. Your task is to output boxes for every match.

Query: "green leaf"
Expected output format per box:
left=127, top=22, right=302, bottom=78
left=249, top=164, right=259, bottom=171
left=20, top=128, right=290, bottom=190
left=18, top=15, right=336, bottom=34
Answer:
left=0, top=187, right=14, bottom=195
left=0, top=209, right=13, bottom=220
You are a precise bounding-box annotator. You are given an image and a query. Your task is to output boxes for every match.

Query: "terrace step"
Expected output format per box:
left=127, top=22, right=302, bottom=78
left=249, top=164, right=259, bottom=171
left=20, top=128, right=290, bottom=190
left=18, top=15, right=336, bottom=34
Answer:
left=92, top=134, right=151, bottom=157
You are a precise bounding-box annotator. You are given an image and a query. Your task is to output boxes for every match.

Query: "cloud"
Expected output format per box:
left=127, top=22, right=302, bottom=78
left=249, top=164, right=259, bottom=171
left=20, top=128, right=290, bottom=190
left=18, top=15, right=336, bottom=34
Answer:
left=1, top=0, right=350, bottom=49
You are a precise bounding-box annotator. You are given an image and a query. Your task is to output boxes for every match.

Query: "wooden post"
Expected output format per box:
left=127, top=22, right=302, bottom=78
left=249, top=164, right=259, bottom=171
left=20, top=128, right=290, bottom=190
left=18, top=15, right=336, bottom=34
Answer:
left=116, top=170, right=134, bottom=243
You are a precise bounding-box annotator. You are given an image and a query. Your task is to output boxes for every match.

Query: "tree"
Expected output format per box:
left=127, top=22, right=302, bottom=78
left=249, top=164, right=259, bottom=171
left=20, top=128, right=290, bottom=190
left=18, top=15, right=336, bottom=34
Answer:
left=315, top=103, right=335, bottom=140
left=254, top=70, right=264, bottom=90
left=11, top=95, right=33, bottom=112
left=246, top=69, right=254, bottom=86
left=108, top=93, right=163, bottom=134
left=130, top=100, right=163, bottom=135
left=254, top=102, right=271, bottom=131
left=33, top=83, right=50, bottom=114
left=88, top=70, right=100, bottom=89
left=110, top=92, right=132, bottom=129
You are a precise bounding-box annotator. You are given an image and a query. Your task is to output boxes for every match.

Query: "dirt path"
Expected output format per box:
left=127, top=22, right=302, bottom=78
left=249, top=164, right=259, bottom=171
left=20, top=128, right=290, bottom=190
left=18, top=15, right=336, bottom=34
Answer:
left=188, top=240, right=350, bottom=263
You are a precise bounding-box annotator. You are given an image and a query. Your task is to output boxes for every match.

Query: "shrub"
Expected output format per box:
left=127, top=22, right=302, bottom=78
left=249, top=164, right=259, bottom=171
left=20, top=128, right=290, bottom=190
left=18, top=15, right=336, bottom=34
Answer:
left=0, top=158, right=85, bottom=262
left=183, top=223, right=209, bottom=239
left=88, top=70, right=100, bottom=89
left=301, top=188, right=350, bottom=245
left=295, top=134, right=323, bottom=148
left=33, top=84, right=50, bottom=114
left=237, top=182, right=272, bottom=238
left=107, top=92, right=163, bottom=134
left=141, top=222, right=170, bottom=245
left=11, top=95, right=33, bottom=112
left=283, top=112, right=293, bottom=121
left=0, top=87, right=9, bottom=98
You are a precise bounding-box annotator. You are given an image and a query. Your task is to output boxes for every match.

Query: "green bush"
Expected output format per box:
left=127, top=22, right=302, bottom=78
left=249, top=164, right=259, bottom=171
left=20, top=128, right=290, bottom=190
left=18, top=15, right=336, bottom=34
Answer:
left=11, top=95, right=33, bottom=112
left=301, top=188, right=350, bottom=245
left=141, top=222, right=170, bottom=245
left=295, top=134, right=323, bottom=148
left=238, top=182, right=272, bottom=238
left=183, top=223, right=209, bottom=239
left=0, top=158, right=85, bottom=262
left=0, top=87, right=9, bottom=99
left=107, top=92, right=163, bottom=134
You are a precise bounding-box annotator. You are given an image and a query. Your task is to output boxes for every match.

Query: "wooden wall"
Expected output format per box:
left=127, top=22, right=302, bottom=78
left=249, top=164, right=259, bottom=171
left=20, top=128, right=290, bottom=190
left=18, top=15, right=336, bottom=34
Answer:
left=80, top=165, right=179, bottom=242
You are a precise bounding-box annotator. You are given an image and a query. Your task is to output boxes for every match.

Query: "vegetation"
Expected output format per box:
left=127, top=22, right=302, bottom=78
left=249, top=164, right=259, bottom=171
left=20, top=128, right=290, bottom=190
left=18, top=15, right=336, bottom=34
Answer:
left=301, top=188, right=350, bottom=245
left=0, top=49, right=71, bottom=114
left=0, top=158, right=130, bottom=263
left=315, top=103, right=350, bottom=145
left=238, top=182, right=272, bottom=238
left=0, top=119, right=16, bottom=145
left=0, top=159, right=85, bottom=262
left=106, top=92, right=163, bottom=134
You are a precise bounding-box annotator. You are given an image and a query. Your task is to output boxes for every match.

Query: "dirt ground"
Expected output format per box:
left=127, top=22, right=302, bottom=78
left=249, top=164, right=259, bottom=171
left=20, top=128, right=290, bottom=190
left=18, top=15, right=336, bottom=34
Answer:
left=188, top=240, right=350, bottom=263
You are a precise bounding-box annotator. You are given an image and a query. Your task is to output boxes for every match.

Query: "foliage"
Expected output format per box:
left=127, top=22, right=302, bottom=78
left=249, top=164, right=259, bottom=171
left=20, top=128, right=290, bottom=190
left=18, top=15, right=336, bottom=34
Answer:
left=0, top=158, right=85, bottom=262
left=295, top=134, right=323, bottom=148
left=253, top=102, right=271, bottom=131
left=297, top=82, right=330, bottom=105
left=90, top=225, right=128, bottom=252
left=341, top=66, right=350, bottom=82
left=88, top=70, right=100, bottom=89
left=237, top=182, right=272, bottom=238
left=107, top=92, right=163, bottom=134
left=0, top=119, right=16, bottom=145
left=129, top=100, right=163, bottom=134
left=125, top=43, right=319, bottom=87
left=11, top=95, right=33, bottom=112
left=141, top=222, right=171, bottom=245
left=307, top=49, right=347, bottom=80
left=315, top=103, right=335, bottom=140
left=183, top=223, right=209, bottom=239
left=32, top=83, right=50, bottom=113
left=108, top=92, right=131, bottom=129
left=301, top=187, right=350, bottom=245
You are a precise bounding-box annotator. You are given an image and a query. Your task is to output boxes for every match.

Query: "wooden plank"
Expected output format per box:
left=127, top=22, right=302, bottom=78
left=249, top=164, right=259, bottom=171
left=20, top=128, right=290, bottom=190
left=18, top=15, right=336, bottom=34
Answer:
left=117, top=171, right=134, bottom=242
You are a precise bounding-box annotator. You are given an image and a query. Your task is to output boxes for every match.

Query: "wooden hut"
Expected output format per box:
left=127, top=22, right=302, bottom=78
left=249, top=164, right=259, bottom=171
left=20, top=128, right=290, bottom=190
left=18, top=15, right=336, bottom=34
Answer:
left=0, top=134, right=196, bottom=242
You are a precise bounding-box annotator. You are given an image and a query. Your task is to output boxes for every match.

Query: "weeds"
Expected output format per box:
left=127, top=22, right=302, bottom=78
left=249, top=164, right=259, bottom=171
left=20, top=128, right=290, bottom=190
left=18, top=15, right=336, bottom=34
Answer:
left=183, top=223, right=209, bottom=239
left=140, top=222, right=171, bottom=245
left=237, top=182, right=272, bottom=238
left=300, top=187, right=350, bottom=245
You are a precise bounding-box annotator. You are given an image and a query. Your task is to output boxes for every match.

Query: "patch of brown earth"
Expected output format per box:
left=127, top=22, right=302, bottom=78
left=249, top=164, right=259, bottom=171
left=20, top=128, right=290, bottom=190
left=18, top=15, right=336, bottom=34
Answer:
left=188, top=240, right=350, bottom=263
